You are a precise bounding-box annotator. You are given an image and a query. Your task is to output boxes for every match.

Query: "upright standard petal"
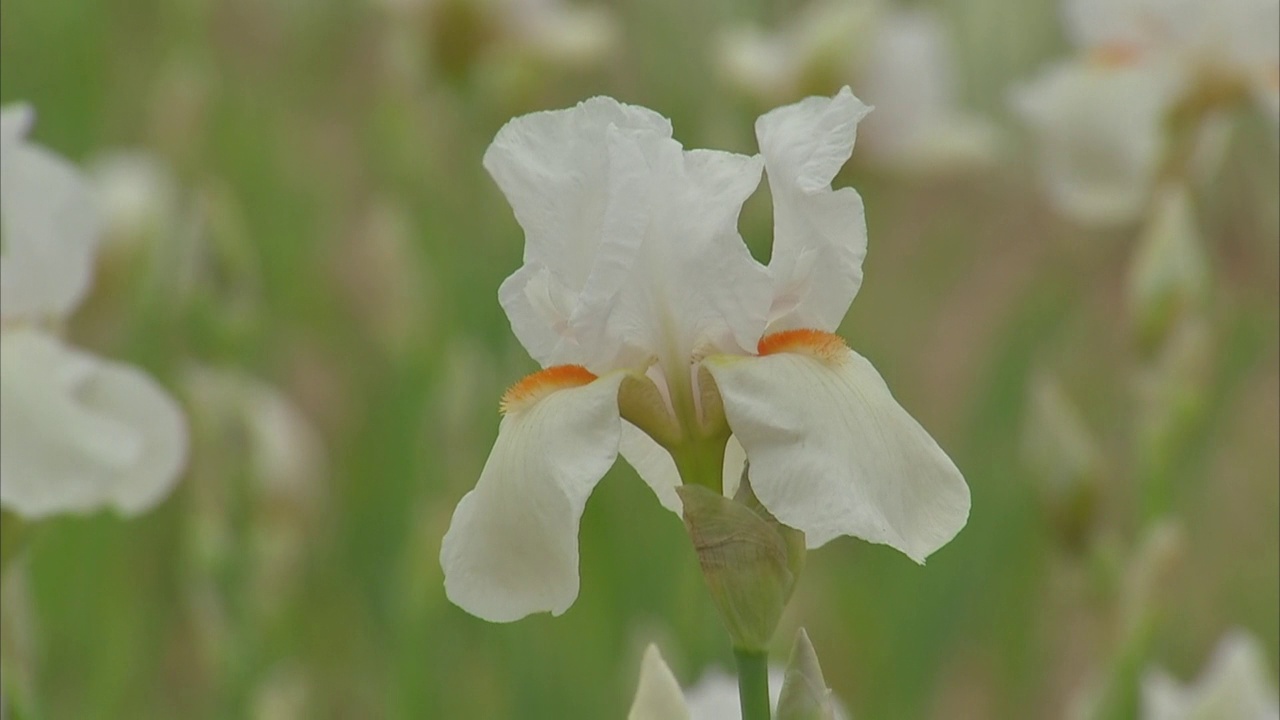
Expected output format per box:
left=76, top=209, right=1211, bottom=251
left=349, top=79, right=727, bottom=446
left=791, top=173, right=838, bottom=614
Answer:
left=757, top=88, right=871, bottom=333
left=439, top=368, right=625, bottom=622
left=1141, top=630, right=1280, bottom=720
left=0, top=106, right=101, bottom=322
left=0, top=328, right=188, bottom=518
left=487, top=97, right=669, bottom=368
left=1011, top=59, right=1179, bottom=226
left=704, top=330, right=969, bottom=560
left=601, top=131, right=772, bottom=371
left=628, top=645, right=692, bottom=720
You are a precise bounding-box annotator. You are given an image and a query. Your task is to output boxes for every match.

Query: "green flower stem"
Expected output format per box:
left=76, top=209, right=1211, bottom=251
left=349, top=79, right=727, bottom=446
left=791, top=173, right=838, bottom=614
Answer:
left=0, top=512, right=31, bottom=580
left=734, top=648, right=772, bottom=720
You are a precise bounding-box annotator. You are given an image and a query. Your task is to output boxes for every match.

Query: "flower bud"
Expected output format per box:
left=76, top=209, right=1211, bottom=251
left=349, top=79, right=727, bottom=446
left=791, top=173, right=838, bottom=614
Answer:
left=1120, top=519, right=1185, bottom=637
left=678, top=471, right=804, bottom=652
left=1021, top=373, right=1102, bottom=551
left=776, top=628, right=840, bottom=720
left=1135, top=317, right=1212, bottom=506
left=1128, top=185, right=1209, bottom=356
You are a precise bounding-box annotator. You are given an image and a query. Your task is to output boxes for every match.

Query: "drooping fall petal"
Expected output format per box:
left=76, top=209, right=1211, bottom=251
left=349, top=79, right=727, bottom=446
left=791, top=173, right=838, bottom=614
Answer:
left=0, top=328, right=188, bottom=518
left=704, top=330, right=969, bottom=560
left=440, top=368, right=625, bottom=621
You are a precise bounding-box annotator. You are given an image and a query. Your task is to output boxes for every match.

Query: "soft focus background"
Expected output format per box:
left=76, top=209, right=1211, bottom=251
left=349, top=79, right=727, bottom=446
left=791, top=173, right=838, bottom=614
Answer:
left=1, top=0, right=1277, bottom=717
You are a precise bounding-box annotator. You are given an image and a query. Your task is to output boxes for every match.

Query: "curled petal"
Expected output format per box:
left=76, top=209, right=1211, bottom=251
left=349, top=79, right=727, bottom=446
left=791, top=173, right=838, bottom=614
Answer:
left=704, top=331, right=969, bottom=561
left=0, top=328, right=188, bottom=518
left=628, top=645, right=692, bottom=720
left=487, top=97, right=669, bottom=368
left=757, top=87, right=871, bottom=333
left=1, top=105, right=101, bottom=322
left=490, top=97, right=772, bottom=371
left=598, top=130, right=771, bottom=367
left=440, top=370, right=625, bottom=622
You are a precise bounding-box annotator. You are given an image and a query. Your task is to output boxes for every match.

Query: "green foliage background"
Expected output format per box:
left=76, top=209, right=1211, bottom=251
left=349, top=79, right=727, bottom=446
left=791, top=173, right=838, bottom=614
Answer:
left=1, top=0, right=1277, bottom=717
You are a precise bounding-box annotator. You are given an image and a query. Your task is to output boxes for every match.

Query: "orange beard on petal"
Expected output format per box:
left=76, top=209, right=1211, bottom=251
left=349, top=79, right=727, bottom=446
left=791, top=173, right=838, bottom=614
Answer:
left=1090, top=43, right=1143, bottom=68
left=757, top=329, right=848, bottom=363
left=499, top=365, right=598, bottom=414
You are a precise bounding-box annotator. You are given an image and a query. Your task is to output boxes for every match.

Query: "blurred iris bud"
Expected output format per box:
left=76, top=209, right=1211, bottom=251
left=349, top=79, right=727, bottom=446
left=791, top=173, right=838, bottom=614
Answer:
left=1135, top=317, right=1213, bottom=495
left=333, top=199, right=434, bottom=361
left=181, top=367, right=327, bottom=620
left=1070, top=520, right=1186, bottom=720
left=1120, top=519, right=1184, bottom=638
left=628, top=634, right=851, bottom=719
left=251, top=663, right=312, bottom=720
left=399, top=0, right=617, bottom=86
left=1128, top=185, right=1209, bottom=357
left=148, top=59, right=212, bottom=169
left=1021, top=373, right=1102, bottom=551
left=678, top=470, right=805, bottom=652
left=776, top=629, right=840, bottom=720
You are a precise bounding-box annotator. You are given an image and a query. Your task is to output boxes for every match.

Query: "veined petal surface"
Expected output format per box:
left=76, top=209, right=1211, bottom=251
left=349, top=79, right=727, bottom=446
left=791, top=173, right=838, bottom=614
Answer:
left=600, top=131, right=771, bottom=370
left=0, top=328, right=188, bottom=518
left=704, top=334, right=969, bottom=560
left=757, top=87, right=871, bottom=333
left=439, top=371, right=625, bottom=622
left=489, top=97, right=772, bottom=373
left=488, top=97, right=667, bottom=368
left=1, top=105, right=101, bottom=322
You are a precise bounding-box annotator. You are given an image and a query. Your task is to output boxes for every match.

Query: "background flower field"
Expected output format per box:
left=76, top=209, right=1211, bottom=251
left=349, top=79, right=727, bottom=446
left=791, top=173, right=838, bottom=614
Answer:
left=1, top=0, right=1276, bottom=717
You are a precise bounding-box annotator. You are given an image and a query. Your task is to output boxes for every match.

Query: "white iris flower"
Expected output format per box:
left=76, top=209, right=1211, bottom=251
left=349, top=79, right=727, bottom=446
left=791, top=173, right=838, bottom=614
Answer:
left=1142, top=631, right=1279, bottom=720
left=440, top=89, right=970, bottom=622
left=0, top=104, right=187, bottom=519
left=1012, top=0, right=1280, bottom=225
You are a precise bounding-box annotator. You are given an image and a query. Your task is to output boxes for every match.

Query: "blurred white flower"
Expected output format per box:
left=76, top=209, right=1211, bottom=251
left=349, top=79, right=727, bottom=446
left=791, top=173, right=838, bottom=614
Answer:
left=855, top=10, right=1000, bottom=173
left=1142, top=631, right=1279, bottom=720
left=718, top=1, right=997, bottom=173
left=86, top=150, right=178, bottom=250
left=719, top=0, right=881, bottom=102
left=0, top=104, right=188, bottom=519
left=182, top=367, right=326, bottom=497
left=1, top=105, right=99, bottom=323
left=628, top=643, right=849, bottom=720
left=378, top=0, right=617, bottom=74
left=1012, top=60, right=1179, bottom=225
left=1013, top=0, right=1280, bottom=224
left=500, top=0, right=616, bottom=66
left=439, top=88, right=969, bottom=622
